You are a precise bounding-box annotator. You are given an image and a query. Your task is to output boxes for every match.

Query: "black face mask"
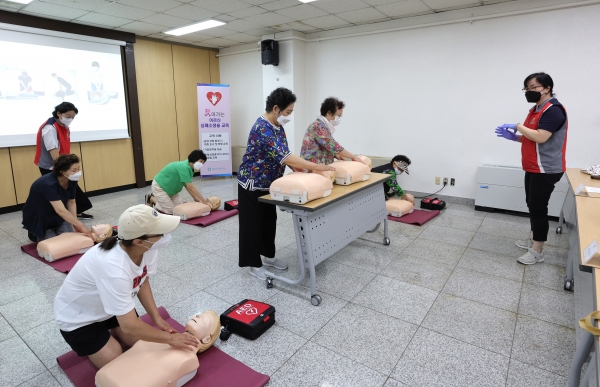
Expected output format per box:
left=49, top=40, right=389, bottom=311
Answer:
left=525, top=90, right=542, bottom=103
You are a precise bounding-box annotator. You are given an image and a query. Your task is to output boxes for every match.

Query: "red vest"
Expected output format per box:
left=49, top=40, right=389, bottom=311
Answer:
left=34, top=118, right=71, bottom=165
left=521, top=99, right=567, bottom=173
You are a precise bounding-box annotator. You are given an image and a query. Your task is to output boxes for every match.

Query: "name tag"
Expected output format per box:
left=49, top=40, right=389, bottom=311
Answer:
left=584, top=240, right=598, bottom=264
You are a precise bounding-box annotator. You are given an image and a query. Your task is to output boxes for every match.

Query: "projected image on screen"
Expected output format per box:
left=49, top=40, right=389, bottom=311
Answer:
left=0, top=33, right=129, bottom=147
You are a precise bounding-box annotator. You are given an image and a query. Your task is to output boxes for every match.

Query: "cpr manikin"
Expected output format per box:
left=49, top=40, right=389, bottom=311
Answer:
left=37, top=224, right=114, bottom=262
left=270, top=172, right=333, bottom=204
left=205, top=196, right=221, bottom=211
left=95, top=310, right=221, bottom=387
left=386, top=197, right=415, bottom=217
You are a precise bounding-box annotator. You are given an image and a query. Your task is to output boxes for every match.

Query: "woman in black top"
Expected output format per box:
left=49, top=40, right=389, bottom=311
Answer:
left=23, top=154, right=93, bottom=242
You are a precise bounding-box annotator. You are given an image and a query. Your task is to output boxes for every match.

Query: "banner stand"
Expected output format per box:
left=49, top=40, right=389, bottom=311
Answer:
left=197, top=83, right=232, bottom=177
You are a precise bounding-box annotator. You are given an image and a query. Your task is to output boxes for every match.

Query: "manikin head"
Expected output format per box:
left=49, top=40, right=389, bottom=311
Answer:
left=205, top=196, right=221, bottom=211
left=91, top=224, right=113, bottom=243
left=185, top=310, right=221, bottom=353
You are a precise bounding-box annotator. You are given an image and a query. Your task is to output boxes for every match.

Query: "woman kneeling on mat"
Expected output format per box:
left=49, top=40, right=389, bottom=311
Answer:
left=22, top=154, right=93, bottom=242
left=145, top=150, right=208, bottom=214
left=54, top=204, right=198, bottom=369
left=371, top=155, right=414, bottom=204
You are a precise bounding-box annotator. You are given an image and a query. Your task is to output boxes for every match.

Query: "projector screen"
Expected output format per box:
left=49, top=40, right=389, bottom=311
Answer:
left=0, top=27, right=129, bottom=147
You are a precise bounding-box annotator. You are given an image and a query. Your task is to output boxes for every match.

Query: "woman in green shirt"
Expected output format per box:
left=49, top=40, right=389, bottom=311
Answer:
left=145, top=150, right=208, bottom=214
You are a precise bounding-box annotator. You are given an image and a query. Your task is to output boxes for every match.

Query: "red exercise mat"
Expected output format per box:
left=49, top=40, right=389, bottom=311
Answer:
left=181, top=209, right=238, bottom=227
left=21, top=243, right=82, bottom=273
left=56, top=306, right=269, bottom=387
left=388, top=209, right=440, bottom=226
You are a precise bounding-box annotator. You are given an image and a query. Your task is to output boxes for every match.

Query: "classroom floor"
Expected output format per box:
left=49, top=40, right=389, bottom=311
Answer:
left=0, top=176, right=574, bottom=387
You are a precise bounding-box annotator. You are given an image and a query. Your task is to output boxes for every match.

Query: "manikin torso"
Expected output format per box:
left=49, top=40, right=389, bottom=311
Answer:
left=95, top=311, right=221, bottom=387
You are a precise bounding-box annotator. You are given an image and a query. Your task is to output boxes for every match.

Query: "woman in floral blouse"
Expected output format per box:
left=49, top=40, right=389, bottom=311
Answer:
left=300, top=97, right=364, bottom=165
left=237, top=88, right=335, bottom=280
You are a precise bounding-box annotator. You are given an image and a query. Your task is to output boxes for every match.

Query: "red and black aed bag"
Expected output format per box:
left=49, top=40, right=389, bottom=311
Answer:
left=224, top=199, right=238, bottom=211
left=219, top=299, right=275, bottom=341
left=421, top=198, right=446, bottom=211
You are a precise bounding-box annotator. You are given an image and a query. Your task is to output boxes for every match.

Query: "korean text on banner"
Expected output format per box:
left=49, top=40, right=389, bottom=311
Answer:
left=197, top=83, right=232, bottom=177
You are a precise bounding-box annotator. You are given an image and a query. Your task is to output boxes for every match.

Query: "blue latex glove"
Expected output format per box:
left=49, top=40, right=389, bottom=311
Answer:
left=495, top=126, right=518, bottom=141
left=498, top=123, right=517, bottom=130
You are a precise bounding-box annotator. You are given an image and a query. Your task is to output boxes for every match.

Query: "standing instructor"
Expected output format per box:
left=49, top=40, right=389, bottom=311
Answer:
left=495, top=72, right=567, bottom=265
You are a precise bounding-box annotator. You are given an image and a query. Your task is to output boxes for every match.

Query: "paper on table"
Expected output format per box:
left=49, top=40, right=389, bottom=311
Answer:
left=586, top=187, right=600, bottom=194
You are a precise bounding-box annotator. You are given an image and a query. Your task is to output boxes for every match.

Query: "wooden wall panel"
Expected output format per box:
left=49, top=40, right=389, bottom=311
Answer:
left=134, top=39, right=180, bottom=181
left=172, top=45, right=211, bottom=160
left=80, top=139, right=135, bottom=191
left=209, top=51, right=220, bottom=84
left=10, top=146, right=40, bottom=204
left=0, top=148, right=17, bottom=207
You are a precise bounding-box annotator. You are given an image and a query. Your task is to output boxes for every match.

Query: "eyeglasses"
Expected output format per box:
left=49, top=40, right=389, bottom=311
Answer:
left=522, top=85, right=544, bottom=92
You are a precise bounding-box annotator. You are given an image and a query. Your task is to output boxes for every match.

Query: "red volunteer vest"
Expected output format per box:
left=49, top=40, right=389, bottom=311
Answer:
left=521, top=100, right=567, bottom=173
left=34, top=118, right=71, bottom=165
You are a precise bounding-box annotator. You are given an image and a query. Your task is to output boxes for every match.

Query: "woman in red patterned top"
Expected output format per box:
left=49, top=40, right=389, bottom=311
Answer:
left=300, top=97, right=365, bottom=165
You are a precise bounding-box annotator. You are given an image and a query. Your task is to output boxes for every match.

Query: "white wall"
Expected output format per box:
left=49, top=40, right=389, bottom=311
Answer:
left=305, top=4, right=600, bottom=199
left=221, top=3, right=600, bottom=199
left=218, top=49, right=263, bottom=147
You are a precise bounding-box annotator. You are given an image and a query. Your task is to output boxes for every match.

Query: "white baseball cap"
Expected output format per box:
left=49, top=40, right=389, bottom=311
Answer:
left=118, top=204, right=180, bottom=240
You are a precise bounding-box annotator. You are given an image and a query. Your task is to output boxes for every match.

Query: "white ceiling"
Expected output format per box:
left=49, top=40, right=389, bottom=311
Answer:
left=0, top=0, right=519, bottom=48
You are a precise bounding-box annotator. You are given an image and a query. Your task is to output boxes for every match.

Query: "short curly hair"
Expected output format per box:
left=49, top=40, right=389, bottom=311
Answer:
left=53, top=154, right=80, bottom=177
left=265, top=87, right=296, bottom=113
left=320, top=97, right=345, bottom=117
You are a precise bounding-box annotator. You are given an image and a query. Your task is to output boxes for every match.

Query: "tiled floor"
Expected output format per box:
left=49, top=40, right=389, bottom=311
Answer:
left=0, top=176, right=573, bottom=387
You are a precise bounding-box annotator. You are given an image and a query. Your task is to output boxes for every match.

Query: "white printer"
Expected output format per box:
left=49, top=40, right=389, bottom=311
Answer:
left=475, top=165, right=568, bottom=217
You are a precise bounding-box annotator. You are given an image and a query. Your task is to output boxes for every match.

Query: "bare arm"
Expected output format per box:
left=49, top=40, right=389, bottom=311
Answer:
left=185, top=183, right=206, bottom=204
left=49, top=149, right=60, bottom=161
left=66, top=199, right=77, bottom=219
left=283, top=154, right=336, bottom=171
left=116, top=309, right=199, bottom=351
left=516, top=124, right=553, bottom=144
left=49, top=200, right=92, bottom=238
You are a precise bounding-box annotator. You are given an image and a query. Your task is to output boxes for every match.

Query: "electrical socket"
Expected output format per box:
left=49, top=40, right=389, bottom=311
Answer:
left=443, top=177, right=448, bottom=186
left=451, top=178, right=455, bottom=186
left=435, top=176, right=441, bottom=185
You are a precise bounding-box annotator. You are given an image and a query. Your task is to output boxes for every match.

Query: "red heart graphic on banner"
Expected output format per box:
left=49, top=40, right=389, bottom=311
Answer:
left=206, top=92, right=222, bottom=106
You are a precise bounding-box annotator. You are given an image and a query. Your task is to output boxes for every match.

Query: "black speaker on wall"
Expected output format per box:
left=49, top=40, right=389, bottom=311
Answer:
left=261, top=39, right=279, bottom=66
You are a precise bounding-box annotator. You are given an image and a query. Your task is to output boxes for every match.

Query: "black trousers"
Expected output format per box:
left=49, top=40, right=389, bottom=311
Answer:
left=238, top=185, right=277, bottom=268
left=39, top=167, right=93, bottom=214
left=525, top=171, right=563, bottom=242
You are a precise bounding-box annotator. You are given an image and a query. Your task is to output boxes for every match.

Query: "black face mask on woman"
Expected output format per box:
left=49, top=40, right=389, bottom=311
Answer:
left=525, top=90, right=542, bottom=103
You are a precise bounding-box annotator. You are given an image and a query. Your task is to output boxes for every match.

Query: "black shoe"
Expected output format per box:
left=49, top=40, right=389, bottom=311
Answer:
left=77, top=213, right=94, bottom=220
left=28, top=232, right=37, bottom=243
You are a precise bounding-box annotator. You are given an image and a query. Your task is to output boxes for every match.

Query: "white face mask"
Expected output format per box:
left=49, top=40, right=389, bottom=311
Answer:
left=143, top=233, right=172, bottom=251
left=194, top=161, right=203, bottom=171
left=394, top=167, right=402, bottom=175
left=60, top=117, right=74, bottom=127
left=330, top=116, right=341, bottom=126
left=277, top=113, right=291, bottom=126
left=66, top=171, right=81, bottom=181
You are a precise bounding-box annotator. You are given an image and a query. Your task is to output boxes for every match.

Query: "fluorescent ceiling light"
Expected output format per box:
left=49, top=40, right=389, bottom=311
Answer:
left=164, top=20, right=225, bottom=36
left=6, top=0, right=34, bottom=3
left=298, top=0, right=317, bottom=3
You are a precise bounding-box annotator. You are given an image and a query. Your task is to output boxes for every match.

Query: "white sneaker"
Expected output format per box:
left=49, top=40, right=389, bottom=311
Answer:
left=249, top=267, right=267, bottom=280
left=517, top=248, right=544, bottom=265
left=262, top=257, right=288, bottom=270
left=515, top=238, right=532, bottom=250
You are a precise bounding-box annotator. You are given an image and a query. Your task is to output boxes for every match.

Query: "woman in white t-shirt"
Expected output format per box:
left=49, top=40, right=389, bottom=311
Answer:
left=54, top=204, right=199, bottom=369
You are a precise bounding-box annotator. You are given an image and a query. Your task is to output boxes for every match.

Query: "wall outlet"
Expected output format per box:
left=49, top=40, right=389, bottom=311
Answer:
left=451, top=178, right=456, bottom=186
left=443, top=177, right=448, bottom=185
left=435, top=176, right=441, bottom=185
